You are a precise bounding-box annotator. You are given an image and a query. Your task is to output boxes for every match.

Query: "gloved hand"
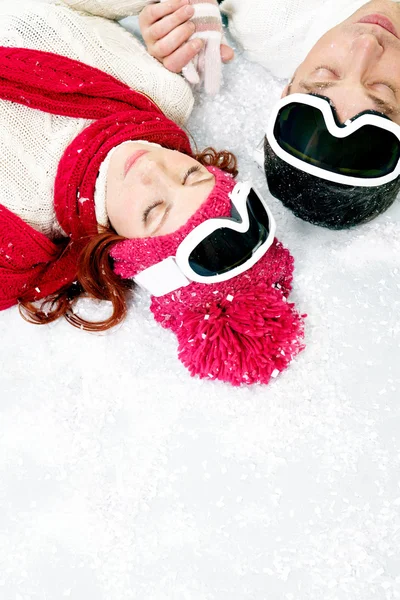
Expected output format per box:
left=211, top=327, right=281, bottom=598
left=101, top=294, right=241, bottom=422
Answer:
left=175, top=0, right=223, bottom=95
left=141, top=0, right=226, bottom=95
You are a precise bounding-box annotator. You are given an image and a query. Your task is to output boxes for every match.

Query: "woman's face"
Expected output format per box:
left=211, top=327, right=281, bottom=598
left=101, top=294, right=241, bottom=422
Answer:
left=105, top=143, right=215, bottom=238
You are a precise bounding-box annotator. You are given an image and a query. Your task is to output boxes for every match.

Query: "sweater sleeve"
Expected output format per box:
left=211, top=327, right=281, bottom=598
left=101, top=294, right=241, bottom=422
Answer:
left=60, top=0, right=152, bottom=20
left=219, top=0, right=331, bottom=80
left=1, top=0, right=193, bottom=125
left=0, top=0, right=194, bottom=238
left=220, top=0, right=368, bottom=80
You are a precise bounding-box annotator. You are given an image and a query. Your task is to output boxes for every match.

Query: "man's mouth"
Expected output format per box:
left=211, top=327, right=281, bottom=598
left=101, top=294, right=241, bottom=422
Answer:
left=124, top=150, right=148, bottom=177
left=357, top=14, right=399, bottom=39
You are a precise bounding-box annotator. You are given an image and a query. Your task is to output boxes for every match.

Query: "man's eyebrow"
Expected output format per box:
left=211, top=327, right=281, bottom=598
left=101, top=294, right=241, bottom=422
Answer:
left=297, top=81, right=400, bottom=119
left=366, top=94, right=400, bottom=118
left=298, top=80, right=338, bottom=93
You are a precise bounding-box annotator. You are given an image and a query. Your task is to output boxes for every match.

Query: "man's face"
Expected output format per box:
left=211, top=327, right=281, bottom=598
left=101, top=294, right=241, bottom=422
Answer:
left=287, top=0, right=400, bottom=124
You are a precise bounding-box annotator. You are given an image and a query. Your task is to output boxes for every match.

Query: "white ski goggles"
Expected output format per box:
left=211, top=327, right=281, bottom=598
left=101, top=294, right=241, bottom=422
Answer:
left=134, top=182, right=276, bottom=297
left=266, top=93, right=400, bottom=187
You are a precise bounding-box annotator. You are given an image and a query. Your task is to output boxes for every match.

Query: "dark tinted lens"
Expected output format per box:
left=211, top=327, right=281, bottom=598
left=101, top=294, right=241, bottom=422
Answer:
left=275, top=103, right=400, bottom=178
left=189, top=189, right=270, bottom=277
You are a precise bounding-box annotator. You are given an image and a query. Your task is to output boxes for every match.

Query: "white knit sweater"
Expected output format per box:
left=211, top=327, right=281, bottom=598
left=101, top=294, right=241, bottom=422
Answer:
left=0, top=0, right=193, bottom=238
left=220, top=0, right=377, bottom=80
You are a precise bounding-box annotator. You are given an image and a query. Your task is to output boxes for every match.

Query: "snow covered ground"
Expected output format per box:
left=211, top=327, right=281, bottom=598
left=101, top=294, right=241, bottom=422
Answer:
left=1, top=21, right=400, bottom=600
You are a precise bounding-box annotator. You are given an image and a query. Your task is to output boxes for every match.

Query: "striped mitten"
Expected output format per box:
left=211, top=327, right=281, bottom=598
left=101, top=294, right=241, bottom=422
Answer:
left=161, top=0, right=223, bottom=95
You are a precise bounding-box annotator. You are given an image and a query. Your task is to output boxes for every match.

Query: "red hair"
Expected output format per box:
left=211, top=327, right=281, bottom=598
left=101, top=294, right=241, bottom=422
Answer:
left=19, top=148, right=238, bottom=331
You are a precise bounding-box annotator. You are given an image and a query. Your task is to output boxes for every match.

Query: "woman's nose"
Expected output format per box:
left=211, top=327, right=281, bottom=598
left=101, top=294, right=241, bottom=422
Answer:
left=140, top=162, right=180, bottom=192
left=138, top=159, right=162, bottom=185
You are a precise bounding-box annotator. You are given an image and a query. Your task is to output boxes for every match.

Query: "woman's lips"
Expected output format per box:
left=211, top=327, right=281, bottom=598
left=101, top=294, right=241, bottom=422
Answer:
left=357, top=14, right=399, bottom=39
left=124, top=149, right=148, bottom=177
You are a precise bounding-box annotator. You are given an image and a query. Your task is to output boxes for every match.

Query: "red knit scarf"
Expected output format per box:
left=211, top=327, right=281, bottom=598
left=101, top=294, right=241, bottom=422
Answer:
left=0, top=46, right=192, bottom=310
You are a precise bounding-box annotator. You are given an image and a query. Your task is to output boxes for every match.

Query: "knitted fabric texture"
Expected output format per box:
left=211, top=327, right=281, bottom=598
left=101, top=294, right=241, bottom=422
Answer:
left=0, top=46, right=192, bottom=310
left=64, top=0, right=151, bottom=21
left=0, top=0, right=193, bottom=238
left=161, top=0, right=223, bottom=95
left=111, top=167, right=305, bottom=386
left=111, top=167, right=234, bottom=278
left=220, top=0, right=367, bottom=79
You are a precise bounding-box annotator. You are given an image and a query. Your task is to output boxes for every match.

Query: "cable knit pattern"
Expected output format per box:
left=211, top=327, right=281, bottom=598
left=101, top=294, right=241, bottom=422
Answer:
left=220, top=0, right=370, bottom=79
left=0, top=46, right=192, bottom=309
left=0, top=0, right=193, bottom=237
left=62, top=0, right=150, bottom=20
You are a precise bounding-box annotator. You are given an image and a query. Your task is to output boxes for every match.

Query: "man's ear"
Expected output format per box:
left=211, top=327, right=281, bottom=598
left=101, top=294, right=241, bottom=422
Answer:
left=282, top=69, right=297, bottom=97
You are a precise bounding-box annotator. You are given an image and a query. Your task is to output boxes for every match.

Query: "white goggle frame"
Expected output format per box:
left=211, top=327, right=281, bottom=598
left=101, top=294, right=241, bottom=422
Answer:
left=266, top=93, right=400, bottom=187
left=134, top=181, right=276, bottom=297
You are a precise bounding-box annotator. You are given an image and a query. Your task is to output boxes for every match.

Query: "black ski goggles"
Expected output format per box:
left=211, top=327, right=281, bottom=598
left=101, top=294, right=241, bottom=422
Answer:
left=266, top=93, right=400, bottom=187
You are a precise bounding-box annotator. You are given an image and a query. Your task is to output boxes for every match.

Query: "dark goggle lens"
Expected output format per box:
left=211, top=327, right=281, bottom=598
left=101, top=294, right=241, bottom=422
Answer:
left=274, top=102, right=400, bottom=178
left=188, top=189, right=270, bottom=277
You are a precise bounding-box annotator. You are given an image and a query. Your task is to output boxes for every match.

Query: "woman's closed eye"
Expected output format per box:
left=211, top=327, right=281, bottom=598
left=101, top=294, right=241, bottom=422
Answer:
left=182, top=165, right=201, bottom=184
left=142, top=200, right=169, bottom=236
left=183, top=165, right=215, bottom=188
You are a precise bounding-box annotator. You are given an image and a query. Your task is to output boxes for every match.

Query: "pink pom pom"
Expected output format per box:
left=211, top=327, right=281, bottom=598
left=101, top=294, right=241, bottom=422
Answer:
left=174, top=283, right=305, bottom=386
left=147, top=238, right=306, bottom=386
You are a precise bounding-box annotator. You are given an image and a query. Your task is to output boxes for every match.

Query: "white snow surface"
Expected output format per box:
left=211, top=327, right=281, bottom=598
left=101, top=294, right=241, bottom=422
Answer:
left=1, top=34, right=400, bottom=600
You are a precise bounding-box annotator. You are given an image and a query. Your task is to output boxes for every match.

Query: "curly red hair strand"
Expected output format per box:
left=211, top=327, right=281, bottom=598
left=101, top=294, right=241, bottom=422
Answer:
left=195, top=147, right=238, bottom=177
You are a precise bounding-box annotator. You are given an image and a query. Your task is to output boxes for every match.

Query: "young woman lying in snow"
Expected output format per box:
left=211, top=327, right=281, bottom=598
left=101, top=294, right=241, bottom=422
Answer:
left=0, top=0, right=304, bottom=386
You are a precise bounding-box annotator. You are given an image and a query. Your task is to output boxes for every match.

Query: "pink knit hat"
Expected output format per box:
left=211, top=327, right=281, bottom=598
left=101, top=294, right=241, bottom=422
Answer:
left=111, top=167, right=305, bottom=386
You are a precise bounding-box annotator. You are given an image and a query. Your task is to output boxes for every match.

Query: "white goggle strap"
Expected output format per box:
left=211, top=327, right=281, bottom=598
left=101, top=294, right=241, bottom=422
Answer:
left=133, top=256, right=191, bottom=297
left=254, top=136, right=266, bottom=169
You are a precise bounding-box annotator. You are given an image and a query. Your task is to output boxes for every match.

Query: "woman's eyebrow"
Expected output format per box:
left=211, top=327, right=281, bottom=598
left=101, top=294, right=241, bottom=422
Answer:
left=190, top=174, right=215, bottom=187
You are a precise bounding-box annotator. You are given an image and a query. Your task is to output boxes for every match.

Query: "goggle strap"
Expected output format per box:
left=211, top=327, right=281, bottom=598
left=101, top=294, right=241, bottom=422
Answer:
left=133, top=256, right=191, bottom=297
left=253, top=136, right=265, bottom=169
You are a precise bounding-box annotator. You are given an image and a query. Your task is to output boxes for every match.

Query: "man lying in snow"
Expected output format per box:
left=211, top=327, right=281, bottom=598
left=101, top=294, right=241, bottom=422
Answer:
left=142, top=0, right=400, bottom=230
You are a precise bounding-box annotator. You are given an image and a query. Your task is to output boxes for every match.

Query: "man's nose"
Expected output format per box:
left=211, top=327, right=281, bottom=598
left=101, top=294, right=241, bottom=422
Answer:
left=349, top=34, right=384, bottom=75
